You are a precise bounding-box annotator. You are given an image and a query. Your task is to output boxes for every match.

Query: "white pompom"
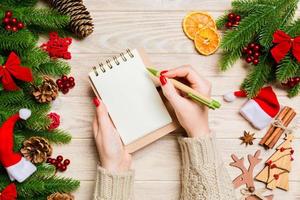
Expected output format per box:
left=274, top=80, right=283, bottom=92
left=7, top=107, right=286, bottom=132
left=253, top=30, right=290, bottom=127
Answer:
left=223, top=92, right=236, bottom=102
left=19, top=108, right=31, bottom=120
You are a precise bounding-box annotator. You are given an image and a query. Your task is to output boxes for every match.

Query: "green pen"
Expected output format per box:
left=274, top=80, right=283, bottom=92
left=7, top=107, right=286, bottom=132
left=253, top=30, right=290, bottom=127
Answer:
left=147, top=67, right=221, bottom=110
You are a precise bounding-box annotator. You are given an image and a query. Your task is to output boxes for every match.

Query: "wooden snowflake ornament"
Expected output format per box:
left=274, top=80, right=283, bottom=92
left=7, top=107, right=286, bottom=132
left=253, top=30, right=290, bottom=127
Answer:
left=230, top=150, right=273, bottom=200
left=256, top=134, right=295, bottom=191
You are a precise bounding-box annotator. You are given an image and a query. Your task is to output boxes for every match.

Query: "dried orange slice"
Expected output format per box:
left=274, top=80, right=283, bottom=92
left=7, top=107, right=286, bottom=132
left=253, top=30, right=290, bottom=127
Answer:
left=194, top=27, right=220, bottom=55
left=183, top=12, right=217, bottom=40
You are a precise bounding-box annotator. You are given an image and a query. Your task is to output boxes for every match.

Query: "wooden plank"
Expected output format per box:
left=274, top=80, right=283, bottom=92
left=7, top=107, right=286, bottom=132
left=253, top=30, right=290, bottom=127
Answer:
left=53, top=137, right=300, bottom=181
left=85, top=0, right=232, bottom=11
left=52, top=96, right=300, bottom=139
left=76, top=180, right=300, bottom=199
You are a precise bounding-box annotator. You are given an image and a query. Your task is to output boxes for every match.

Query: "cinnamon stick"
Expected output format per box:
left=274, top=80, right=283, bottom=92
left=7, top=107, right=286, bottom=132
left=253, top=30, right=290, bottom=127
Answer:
left=259, top=106, right=290, bottom=145
left=265, top=108, right=295, bottom=146
left=269, top=111, right=296, bottom=148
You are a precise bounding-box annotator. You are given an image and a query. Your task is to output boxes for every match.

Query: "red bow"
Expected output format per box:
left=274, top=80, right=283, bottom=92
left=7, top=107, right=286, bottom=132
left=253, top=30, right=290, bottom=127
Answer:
left=0, top=52, right=33, bottom=91
left=0, top=183, right=17, bottom=200
left=271, top=30, right=300, bottom=63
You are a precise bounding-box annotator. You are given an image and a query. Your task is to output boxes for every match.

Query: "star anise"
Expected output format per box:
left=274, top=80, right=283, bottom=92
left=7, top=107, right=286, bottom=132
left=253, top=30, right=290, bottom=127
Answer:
left=240, top=131, right=256, bottom=146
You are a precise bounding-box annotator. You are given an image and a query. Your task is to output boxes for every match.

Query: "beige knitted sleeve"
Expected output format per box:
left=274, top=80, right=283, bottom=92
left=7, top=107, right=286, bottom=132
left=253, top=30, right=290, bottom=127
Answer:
left=178, top=136, right=237, bottom=200
left=93, top=166, right=134, bottom=200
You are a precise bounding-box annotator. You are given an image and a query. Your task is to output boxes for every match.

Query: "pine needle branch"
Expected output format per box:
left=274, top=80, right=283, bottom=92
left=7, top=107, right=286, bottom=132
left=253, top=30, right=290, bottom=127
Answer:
left=276, top=55, right=299, bottom=81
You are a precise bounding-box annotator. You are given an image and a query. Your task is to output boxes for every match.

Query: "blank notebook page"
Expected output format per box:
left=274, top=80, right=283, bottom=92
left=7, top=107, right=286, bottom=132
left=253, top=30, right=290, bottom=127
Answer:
left=89, top=49, right=172, bottom=145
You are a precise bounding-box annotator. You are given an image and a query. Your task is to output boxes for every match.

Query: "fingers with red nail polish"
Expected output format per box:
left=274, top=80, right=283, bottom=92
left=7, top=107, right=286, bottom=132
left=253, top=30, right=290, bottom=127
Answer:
left=160, top=75, right=167, bottom=86
left=160, top=70, right=168, bottom=75
left=93, top=97, right=100, bottom=107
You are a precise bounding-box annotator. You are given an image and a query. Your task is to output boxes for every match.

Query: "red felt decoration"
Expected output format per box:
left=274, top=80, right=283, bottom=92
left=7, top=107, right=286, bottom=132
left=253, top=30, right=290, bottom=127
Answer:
left=0, top=183, right=17, bottom=200
left=0, top=52, right=33, bottom=91
left=271, top=30, right=300, bottom=63
left=47, top=112, right=60, bottom=130
left=41, top=32, right=72, bottom=60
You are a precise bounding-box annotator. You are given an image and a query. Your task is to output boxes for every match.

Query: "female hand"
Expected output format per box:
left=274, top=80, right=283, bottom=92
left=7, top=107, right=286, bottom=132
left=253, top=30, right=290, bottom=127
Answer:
left=92, top=98, right=132, bottom=173
left=159, top=65, right=211, bottom=138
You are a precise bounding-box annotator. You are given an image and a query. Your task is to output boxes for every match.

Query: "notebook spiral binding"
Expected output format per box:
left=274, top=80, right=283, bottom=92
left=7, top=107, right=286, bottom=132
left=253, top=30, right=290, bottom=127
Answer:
left=93, top=49, right=134, bottom=76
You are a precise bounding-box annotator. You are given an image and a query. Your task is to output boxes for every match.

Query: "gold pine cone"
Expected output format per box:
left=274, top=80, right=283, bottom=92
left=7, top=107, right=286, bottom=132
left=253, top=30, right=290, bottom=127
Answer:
left=21, top=136, right=52, bottom=164
left=32, top=76, right=59, bottom=103
left=47, top=192, right=74, bottom=200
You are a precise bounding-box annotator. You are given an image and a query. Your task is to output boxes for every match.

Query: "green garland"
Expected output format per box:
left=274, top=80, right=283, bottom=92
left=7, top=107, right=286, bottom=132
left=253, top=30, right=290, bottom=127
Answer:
left=0, top=0, right=79, bottom=198
left=217, top=0, right=300, bottom=97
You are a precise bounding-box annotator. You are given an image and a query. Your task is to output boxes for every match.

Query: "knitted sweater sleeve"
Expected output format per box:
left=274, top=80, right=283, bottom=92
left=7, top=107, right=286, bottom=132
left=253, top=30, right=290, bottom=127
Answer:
left=178, top=136, right=237, bottom=200
left=93, top=166, right=134, bottom=200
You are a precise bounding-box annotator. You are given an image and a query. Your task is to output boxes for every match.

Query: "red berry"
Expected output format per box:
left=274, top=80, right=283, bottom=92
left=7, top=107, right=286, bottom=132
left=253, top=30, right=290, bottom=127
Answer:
left=69, top=82, right=75, bottom=88
left=249, top=43, right=255, bottom=48
left=3, top=17, right=10, bottom=24
left=47, top=158, right=52, bottom=163
left=291, top=156, right=294, bottom=161
left=253, top=52, right=260, bottom=58
left=56, top=79, right=62, bottom=85
left=56, top=155, right=64, bottom=162
left=64, top=159, right=71, bottom=166
left=233, top=21, right=239, bottom=26
left=246, top=57, right=253, bottom=63
left=58, top=83, right=64, bottom=89
left=266, top=160, right=272, bottom=166
left=290, top=149, right=294, bottom=154
left=62, top=88, right=69, bottom=94
left=226, top=22, right=233, bottom=28
left=56, top=162, right=63, bottom=169
left=270, top=164, right=277, bottom=169
left=5, top=11, right=13, bottom=18
left=62, top=75, right=68, bottom=82
left=12, top=26, right=18, bottom=32
left=247, top=49, right=253, bottom=55
left=242, top=47, right=248, bottom=53
left=253, top=59, right=259, bottom=65
left=51, top=159, right=57, bottom=165
left=65, top=83, right=70, bottom=88
left=68, top=77, right=75, bottom=83
left=59, top=165, right=67, bottom=172
left=17, top=22, right=24, bottom=29
left=10, top=18, right=17, bottom=24
left=228, top=13, right=235, bottom=21
left=254, top=44, right=260, bottom=51
left=235, top=15, right=241, bottom=22
left=280, top=147, right=285, bottom=152
left=5, top=25, right=12, bottom=31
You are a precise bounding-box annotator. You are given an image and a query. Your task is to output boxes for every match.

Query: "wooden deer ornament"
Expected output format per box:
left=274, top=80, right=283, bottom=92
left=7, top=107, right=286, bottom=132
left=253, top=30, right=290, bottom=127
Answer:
left=230, top=150, right=274, bottom=200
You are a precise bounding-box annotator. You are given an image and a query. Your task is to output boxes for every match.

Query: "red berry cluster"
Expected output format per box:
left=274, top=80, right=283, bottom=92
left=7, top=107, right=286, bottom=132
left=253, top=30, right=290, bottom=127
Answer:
left=226, top=13, right=241, bottom=29
left=282, top=77, right=300, bottom=88
left=41, top=32, right=72, bottom=59
left=47, top=155, right=70, bottom=172
left=242, top=43, right=261, bottom=65
left=2, top=10, right=25, bottom=32
left=56, top=75, right=75, bottom=94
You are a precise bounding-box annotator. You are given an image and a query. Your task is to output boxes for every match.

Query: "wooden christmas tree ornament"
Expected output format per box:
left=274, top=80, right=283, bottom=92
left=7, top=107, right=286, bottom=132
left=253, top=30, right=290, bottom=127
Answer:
left=230, top=150, right=273, bottom=200
left=256, top=134, right=295, bottom=191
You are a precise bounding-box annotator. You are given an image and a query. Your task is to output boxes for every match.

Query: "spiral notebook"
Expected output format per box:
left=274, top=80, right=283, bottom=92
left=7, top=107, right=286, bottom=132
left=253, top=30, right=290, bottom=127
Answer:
left=89, top=49, right=178, bottom=153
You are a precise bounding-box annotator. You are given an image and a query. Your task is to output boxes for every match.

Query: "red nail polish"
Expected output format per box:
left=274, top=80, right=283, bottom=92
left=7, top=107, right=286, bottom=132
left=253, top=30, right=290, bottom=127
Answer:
left=160, top=70, right=168, bottom=75
left=160, top=75, right=167, bottom=86
left=93, top=97, right=100, bottom=107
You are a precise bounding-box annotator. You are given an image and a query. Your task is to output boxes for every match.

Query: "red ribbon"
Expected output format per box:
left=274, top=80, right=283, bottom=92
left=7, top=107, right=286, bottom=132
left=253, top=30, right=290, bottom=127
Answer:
left=271, top=30, right=300, bottom=63
left=0, top=183, right=17, bottom=200
left=0, top=52, right=33, bottom=91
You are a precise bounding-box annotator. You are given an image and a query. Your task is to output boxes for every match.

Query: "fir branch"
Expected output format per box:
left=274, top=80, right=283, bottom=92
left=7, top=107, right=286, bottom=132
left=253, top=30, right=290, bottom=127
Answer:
left=22, top=47, right=50, bottom=70
left=218, top=49, right=242, bottom=71
left=14, top=8, right=70, bottom=31
left=0, top=90, right=25, bottom=104
left=288, top=84, right=300, bottom=97
left=43, top=176, right=80, bottom=194
left=40, top=60, right=71, bottom=77
left=17, top=128, right=72, bottom=144
left=242, top=58, right=272, bottom=97
left=32, top=164, right=56, bottom=178
left=0, top=0, right=38, bottom=7
left=284, top=18, right=300, bottom=37
left=216, top=13, right=228, bottom=29
left=276, top=55, right=299, bottom=81
left=232, top=0, right=273, bottom=13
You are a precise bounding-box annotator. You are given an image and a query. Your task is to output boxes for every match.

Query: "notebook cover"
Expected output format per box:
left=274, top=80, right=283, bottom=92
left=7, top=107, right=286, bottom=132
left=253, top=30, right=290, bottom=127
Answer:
left=89, top=48, right=179, bottom=153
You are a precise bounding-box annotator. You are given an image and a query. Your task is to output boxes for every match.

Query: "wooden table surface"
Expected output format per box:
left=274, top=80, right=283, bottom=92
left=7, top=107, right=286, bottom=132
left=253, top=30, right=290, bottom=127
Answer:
left=51, top=1, right=300, bottom=199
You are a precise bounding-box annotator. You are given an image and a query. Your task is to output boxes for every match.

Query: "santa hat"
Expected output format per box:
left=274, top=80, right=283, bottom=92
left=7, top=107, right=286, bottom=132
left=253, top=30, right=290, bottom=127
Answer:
left=223, top=86, right=280, bottom=130
left=0, top=109, right=37, bottom=182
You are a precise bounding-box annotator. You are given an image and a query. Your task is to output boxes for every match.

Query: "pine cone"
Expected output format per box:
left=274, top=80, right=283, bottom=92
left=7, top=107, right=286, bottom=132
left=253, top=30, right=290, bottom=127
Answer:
left=21, top=136, right=52, bottom=164
left=48, top=0, right=94, bottom=38
left=47, top=193, right=74, bottom=200
left=32, top=76, right=59, bottom=103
